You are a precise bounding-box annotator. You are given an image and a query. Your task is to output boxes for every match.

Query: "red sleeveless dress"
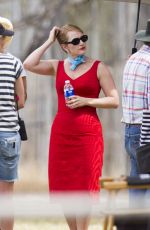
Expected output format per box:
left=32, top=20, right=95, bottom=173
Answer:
left=48, top=60, right=104, bottom=192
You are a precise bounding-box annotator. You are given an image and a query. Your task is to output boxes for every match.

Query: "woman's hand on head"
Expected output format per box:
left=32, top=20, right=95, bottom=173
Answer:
left=48, top=26, right=60, bottom=43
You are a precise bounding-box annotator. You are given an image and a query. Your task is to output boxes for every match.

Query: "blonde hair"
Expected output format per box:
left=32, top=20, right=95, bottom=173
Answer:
left=0, top=17, right=14, bottom=47
left=57, top=24, right=83, bottom=45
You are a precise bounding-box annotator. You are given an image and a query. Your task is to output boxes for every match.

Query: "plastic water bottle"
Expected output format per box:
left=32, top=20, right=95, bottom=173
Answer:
left=64, top=80, right=74, bottom=101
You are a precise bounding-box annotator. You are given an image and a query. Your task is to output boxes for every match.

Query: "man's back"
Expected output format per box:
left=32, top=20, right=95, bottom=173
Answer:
left=122, top=45, right=150, bottom=124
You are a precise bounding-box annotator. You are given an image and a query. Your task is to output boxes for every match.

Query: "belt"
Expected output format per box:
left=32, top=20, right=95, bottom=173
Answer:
left=125, top=123, right=141, bottom=127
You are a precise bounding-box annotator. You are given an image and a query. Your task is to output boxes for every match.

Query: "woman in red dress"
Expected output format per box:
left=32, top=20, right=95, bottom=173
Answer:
left=24, top=24, right=119, bottom=230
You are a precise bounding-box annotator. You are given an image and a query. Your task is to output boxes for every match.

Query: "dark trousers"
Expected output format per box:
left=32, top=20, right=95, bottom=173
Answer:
left=114, top=215, right=150, bottom=230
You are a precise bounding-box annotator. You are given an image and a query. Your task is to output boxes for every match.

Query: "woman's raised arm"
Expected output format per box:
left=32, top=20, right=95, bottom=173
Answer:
left=23, top=26, right=60, bottom=76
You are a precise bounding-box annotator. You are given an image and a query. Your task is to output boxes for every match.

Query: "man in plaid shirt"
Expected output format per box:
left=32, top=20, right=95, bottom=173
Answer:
left=122, top=19, right=150, bottom=178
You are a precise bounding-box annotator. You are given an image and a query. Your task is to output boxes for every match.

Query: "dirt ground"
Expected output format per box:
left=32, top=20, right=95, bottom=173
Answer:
left=13, top=165, right=105, bottom=229
left=14, top=219, right=104, bottom=230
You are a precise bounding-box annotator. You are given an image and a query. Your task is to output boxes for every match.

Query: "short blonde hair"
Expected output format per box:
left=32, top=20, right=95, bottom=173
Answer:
left=0, top=17, right=14, bottom=46
left=57, top=24, right=83, bottom=45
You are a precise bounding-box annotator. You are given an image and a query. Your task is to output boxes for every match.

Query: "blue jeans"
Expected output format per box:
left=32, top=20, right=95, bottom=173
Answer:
left=124, top=124, right=146, bottom=207
left=125, top=124, right=141, bottom=176
left=0, top=131, right=21, bottom=182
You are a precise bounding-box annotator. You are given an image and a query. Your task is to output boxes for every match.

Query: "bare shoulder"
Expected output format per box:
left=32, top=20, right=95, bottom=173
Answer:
left=97, top=61, right=107, bottom=71
left=97, top=61, right=112, bottom=80
left=53, top=58, right=59, bottom=67
left=86, top=58, right=95, bottom=64
left=49, top=59, right=59, bottom=66
left=85, top=58, right=96, bottom=68
left=46, top=59, right=59, bottom=76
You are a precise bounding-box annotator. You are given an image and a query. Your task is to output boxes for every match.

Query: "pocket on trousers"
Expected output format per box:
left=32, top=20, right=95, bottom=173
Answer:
left=0, top=136, right=19, bottom=158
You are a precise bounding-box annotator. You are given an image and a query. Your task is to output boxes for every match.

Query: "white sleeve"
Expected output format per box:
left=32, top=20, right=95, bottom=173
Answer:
left=17, top=58, right=27, bottom=77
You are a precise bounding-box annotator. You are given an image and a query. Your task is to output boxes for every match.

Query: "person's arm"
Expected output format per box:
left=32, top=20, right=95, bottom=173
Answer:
left=66, top=62, right=119, bottom=109
left=15, top=76, right=25, bottom=109
left=23, top=26, right=60, bottom=76
left=17, top=59, right=27, bottom=101
left=88, top=62, right=119, bottom=108
left=22, top=76, right=27, bottom=101
left=147, top=68, right=150, bottom=109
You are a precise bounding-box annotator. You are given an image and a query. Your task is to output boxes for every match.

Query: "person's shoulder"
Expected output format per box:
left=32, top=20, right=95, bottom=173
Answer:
left=13, top=55, right=22, bottom=64
left=86, top=58, right=100, bottom=66
left=2, top=52, right=14, bottom=60
left=87, top=58, right=98, bottom=63
left=96, top=60, right=106, bottom=69
left=47, top=59, right=60, bottom=75
left=90, top=58, right=103, bottom=65
left=97, top=60, right=111, bottom=76
left=6, top=52, right=16, bottom=59
left=50, top=59, right=60, bottom=67
left=1, top=53, right=19, bottom=66
left=7, top=53, right=22, bottom=64
left=48, top=59, right=59, bottom=65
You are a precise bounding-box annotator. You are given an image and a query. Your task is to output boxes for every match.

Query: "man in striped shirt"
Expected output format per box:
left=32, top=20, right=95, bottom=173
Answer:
left=0, top=17, right=26, bottom=230
left=122, top=19, right=150, bottom=178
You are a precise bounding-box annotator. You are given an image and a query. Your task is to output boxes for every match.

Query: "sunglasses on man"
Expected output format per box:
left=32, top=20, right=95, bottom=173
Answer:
left=64, top=35, right=88, bottom=46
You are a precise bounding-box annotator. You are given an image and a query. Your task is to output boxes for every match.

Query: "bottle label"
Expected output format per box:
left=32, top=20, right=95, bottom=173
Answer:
left=64, top=89, right=74, bottom=98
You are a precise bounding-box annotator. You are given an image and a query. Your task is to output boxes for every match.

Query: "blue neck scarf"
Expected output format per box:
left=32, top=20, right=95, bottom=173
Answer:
left=67, top=55, right=86, bottom=71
